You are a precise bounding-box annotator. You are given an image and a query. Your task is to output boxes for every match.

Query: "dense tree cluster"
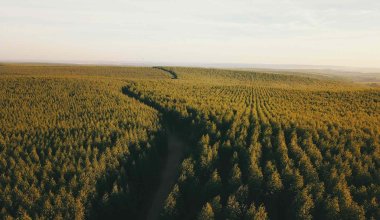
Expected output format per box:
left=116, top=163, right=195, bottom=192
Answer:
left=0, top=66, right=168, bottom=219
left=0, top=64, right=169, bottom=80
left=0, top=65, right=378, bottom=219
left=125, top=67, right=379, bottom=219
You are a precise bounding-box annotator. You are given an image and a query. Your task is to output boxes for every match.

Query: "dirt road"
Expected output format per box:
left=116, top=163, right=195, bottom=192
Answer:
left=146, top=131, right=186, bottom=220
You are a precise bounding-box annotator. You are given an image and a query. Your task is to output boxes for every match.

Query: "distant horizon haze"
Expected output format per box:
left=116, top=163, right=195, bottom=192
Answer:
left=1, top=60, right=380, bottom=74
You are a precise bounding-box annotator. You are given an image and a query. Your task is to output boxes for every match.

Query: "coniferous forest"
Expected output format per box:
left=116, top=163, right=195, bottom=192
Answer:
left=0, top=64, right=379, bottom=220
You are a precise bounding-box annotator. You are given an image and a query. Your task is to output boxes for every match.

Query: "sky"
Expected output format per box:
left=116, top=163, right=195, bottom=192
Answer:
left=1, top=0, right=380, bottom=68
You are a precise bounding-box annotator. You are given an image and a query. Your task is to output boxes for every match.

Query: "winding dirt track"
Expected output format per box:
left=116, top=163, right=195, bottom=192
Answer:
left=146, top=131, right=186, bottom=220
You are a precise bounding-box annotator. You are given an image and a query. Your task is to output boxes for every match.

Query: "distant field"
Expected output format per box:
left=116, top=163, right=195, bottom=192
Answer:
left=228, top=67, right=380, bottom=86
left=0, top=64, right=379, bottom=219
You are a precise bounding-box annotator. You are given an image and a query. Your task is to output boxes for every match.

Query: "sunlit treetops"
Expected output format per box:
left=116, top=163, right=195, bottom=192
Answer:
left=125, top=67, right=379, bottom=219
left=0, top=64, right=378, bottom=219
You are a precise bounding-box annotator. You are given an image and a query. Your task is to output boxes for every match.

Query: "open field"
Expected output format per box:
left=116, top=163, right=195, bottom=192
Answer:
left=0, top=64, right=379, bottom=219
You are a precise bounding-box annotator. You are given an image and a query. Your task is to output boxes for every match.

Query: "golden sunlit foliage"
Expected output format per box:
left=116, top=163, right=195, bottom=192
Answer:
left=125, top=67, right=379, bottom=220
left=0, top=65, right=167, bottom=219
left=0, top=64, right=379, bottom=219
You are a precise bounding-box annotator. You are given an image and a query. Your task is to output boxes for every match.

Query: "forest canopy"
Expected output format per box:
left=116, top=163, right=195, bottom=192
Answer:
left=0, top=64, right=379, bottom=220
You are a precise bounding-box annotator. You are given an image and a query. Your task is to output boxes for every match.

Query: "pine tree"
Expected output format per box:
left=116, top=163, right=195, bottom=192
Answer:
left=198, top=203, right=215, bottom=220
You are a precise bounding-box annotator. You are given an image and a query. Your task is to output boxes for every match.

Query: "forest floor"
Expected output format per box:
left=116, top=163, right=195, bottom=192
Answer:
left=146, top=130, right=187, bottom=220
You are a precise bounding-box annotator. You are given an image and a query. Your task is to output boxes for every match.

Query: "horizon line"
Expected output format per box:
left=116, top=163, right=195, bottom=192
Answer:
left=1, top=60, right=380, bottom=73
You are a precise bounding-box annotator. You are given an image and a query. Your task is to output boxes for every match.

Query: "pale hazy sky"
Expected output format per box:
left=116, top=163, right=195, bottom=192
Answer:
left=1, top=0, right=380, bottom=68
